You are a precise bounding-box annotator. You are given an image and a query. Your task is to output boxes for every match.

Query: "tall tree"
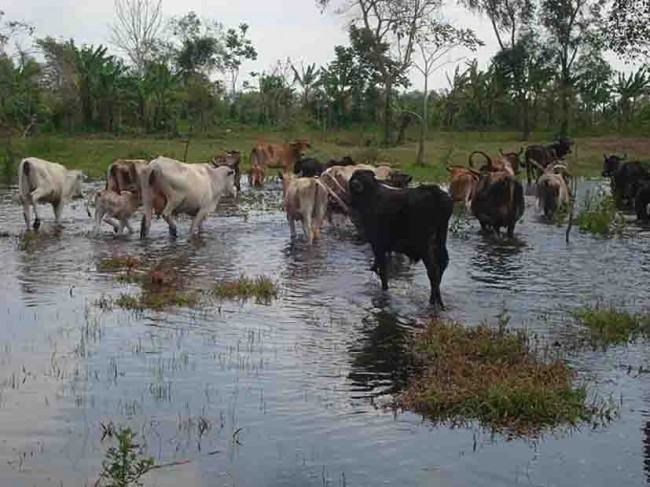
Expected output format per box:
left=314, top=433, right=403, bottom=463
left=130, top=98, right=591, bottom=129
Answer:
left=319, top=0, right=442, bottom=145
left=413, top=22, right=481, bottom=163
left=111, top=0, right=163, bottom=72
left=223, top=23, right=257, bottom=97
left=541, top=0, right=601, bottom=136
left=605, top=0, right=650, bottom=58
left=459, top=0, right=534, bottom=50
left=0, top=10, right=34, bottom=57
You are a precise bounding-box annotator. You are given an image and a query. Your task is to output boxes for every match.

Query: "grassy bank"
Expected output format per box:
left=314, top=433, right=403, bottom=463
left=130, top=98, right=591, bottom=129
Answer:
left=398, top=319, right=610, bottom=436
left=4, top=130, right=650, bottom=182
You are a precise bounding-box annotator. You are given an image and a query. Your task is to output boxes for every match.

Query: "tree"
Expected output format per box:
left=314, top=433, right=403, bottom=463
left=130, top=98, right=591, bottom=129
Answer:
left=170, top=12, right=223, bottom=77
left=111, top=0, right=163, bottom=73
left=605, top=0, right=650, bottom=59
left=0, top=10, right=34, bottom=57
left=612, top=67, right=649, bottom=128
left=459, top=0, right=534, bottom=51
left=318, top=0, right=443, bottom=145
left=223, top=23, right=257, bottom=97
left=541, top=0, right=601, bottom=136
left=413, top=22, right=482, bottom=163
left=75, top=44, right=112, bottom=128
left=291, top=61, right=320, bottom=110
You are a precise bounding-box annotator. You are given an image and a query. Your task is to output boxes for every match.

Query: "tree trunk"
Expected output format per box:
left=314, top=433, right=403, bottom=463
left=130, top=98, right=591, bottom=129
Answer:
left=416, top=73, right=428, bottom=165
left=560, top=64, right=570, bottom=137
left=383, top=79, right=392, bottom=146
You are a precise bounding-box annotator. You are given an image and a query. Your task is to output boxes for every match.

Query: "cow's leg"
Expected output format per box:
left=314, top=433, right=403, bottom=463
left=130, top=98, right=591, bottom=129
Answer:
left=507, top=220, right=516, bottom=238
left=124, top=218, right=135, bottom=235
left=93, top=206, right=105, bottom=235
left=162, top=214, right=178, bottom=238
left=29, top=189, right=47, bottom=229
left=302, top=213, right=313, bottom=245
left=371, top=245, right=389, bottom=290
left=161, top=199, right=181, bottom=237
left=287, top=214, right=296, bottom=238
left=103, top=217, right=121, bottom=233
left=423, top=238, right=445, bottom=310
left=22, top=201, right=32, bottom=230
left=189, top=210, right=209, bottom=235
left=53, top=200, right=64, bottom=227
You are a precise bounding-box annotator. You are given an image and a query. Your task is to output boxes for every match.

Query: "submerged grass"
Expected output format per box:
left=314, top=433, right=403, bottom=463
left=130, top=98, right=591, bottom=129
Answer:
left=572, top=304, right=650, bottom=346
left=576, top=190, right=626, bottom=236
left=114, top=291, right=202, bottom=311
left=98, top=255, right=142, bottom=272
left=398, top=319, right=609, bottom=436
left=213, top=275, right=278, bottom=303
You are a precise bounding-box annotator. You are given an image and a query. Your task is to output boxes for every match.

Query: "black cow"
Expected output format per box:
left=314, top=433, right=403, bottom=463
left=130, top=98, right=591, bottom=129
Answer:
left=471, top=172, right=525, bottom=237
left=324, top=156, right=355, bottom=169
left=636, top=183, right=650, bottom=221
left=525, top=138, right=573, bottom=184
left=602, top=154, right=628, bottom=178
left=348, top=170, right=453, bottom=310
left=607, top=159, right=650, bottom=209
left=293, top=157, right=324, bottom=177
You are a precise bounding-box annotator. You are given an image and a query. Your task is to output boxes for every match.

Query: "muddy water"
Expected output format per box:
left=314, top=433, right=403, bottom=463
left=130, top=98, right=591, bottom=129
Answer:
left=0, top=180, right=649, bottom=486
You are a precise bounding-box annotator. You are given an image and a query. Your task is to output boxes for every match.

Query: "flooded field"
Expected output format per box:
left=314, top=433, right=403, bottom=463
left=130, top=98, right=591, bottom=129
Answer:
left=0, top=179, right=649, bottom=486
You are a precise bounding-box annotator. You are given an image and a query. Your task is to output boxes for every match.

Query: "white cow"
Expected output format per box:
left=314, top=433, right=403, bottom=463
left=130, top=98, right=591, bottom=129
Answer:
left=281, top=172, right=328, bottom=245
left=93, top=190, right=141, bottom=235
left=18, top=157, right=84, bottom=230
left=140, top=156, right=237, bottom=237
left=535, top=162, right=570, bottom=218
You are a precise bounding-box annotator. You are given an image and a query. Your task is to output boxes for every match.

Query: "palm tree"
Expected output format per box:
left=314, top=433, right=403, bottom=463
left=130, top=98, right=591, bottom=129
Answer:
left=613, top=67, right=649, bottom=129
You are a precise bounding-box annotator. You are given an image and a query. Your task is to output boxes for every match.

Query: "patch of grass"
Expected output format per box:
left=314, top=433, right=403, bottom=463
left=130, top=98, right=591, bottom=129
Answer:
left=99, top=426, right=154, bottom=487
left=114, top=291, right=202, bottom=311
left=572, top=305, right=650, bottom=346
left=98, top=255, right=142, bottom=272
left=397, top=319, right=609, bottom=436
left=576, top=190, right=626, bottom=236
left=213, top=275, right=278, bottom=303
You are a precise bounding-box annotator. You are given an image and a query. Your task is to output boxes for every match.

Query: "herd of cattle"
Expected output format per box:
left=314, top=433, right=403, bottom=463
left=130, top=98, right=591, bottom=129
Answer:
left=14, top=137, right=650, bottom=310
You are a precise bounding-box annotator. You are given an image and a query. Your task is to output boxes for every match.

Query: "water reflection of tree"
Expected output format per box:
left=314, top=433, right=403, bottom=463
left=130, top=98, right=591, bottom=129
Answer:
left=348, top=310, right=415, bottom=399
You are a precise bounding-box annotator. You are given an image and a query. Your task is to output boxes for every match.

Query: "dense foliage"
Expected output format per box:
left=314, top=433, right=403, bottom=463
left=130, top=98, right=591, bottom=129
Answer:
left=0, top=2, right=649, bottom=142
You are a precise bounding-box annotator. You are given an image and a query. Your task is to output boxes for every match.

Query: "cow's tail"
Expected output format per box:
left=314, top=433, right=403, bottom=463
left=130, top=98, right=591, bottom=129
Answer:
left=140, top=166, right=155, bottom=238
left=18, top=159, right=32, bottom=204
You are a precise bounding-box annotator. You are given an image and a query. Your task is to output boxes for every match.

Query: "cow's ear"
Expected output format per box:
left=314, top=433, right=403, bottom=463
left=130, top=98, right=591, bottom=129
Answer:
left=349, top=179, right=363, bottom=194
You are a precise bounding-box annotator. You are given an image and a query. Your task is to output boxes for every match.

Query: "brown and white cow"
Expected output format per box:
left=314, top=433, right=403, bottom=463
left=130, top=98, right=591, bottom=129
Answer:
left=18, top=157, right=84, bottom=230
left=250, top=139, right=311, bottom=173
left=281, top=172, right=328, bottom=245
left=140, top=156, right=237, bottom=238
left=533, top=161, right=571, bottom=218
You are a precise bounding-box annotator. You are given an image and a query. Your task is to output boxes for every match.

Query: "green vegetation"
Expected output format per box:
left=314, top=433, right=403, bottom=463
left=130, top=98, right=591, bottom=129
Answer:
left=98, top=255, right=142, bottom=272
left=213, top=275, right=278, bottom=303
left=114, top=291, right=202, bottom=311
left=576, top=190, right=626, bottom=236
left=573, top=305, right=650, bottom=346
left=99, top=427, right=154, bottom=487
left=398, top=319, right=609, bottom=436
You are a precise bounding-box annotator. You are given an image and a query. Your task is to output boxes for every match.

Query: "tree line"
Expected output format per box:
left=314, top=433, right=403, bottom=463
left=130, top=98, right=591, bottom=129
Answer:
left=0, top=0, right=648, bottom=150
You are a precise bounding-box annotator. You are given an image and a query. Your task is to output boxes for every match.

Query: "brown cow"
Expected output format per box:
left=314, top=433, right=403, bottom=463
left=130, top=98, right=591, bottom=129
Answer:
left=447, top=166, right=481, bottom=211
left=250, top=139, right=311, bottom=173
left=248, top=162, right=265, bottom=188
left=469, top=151, right=515, bottom=176
left=106, top=159, right=149, bottom=193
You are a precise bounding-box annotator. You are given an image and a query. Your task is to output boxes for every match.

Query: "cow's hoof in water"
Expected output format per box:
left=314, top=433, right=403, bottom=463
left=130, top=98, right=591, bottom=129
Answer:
left=168, top=227, right=177, bottom=238
left=32, top=219, right=41, bottom=230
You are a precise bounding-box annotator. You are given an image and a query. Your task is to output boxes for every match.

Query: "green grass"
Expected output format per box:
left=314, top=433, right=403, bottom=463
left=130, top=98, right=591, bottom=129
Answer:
left=213, top=274, right=278, bottom=303
left=572, top=305, right=650, bottom=346
left=4, top=129, right=650, bottom=182
left=397, top=319, right=609, bottom=436
left=114, top=291, right=202, bottom=311
left=99, top=426, right=154, bottom=487
left=576, top=190, right=626, bottom=236
left=97, top=255, right=142, bottom=272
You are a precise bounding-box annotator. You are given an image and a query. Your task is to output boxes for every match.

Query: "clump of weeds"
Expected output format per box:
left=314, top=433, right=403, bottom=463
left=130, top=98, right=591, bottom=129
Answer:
left=114, top=290, right=202, bottom=311
left=571, top=304, right=650, bottom=347
left=576, top=190, right=626, bottom=237
left=98, top=255, right=142, bottom=273
left=99, top=426, right=154, bottom=487
left=213, top=275, right=278, bottom=303
left=397, top=318, right=613, bottom=437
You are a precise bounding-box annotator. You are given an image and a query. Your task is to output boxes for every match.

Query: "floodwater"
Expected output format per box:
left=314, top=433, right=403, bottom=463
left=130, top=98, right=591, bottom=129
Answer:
left=0, top=179, right=649, bottom=487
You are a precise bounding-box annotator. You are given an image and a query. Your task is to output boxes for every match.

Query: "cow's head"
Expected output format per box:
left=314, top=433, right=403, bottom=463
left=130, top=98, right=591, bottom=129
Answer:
left=289, top=138, right=311, bottom=153
left=555, top=137, right=573, bottom=158
left=348, top=170, right=378, bottom=199
left=602, top=153, right=626, bottom=177
left=70, top=170, right=85, bottom=199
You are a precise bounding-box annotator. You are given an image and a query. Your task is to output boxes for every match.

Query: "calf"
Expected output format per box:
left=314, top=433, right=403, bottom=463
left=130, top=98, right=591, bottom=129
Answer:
left=348, top=170, right=453, bottom=310
left=212, top=150, right=241, bottom=192
left=635, top=183, right=650, bottom=221
left=471, top=171, right=525, bottom=237
left=140, top=156, right=237, bottom=238
left=525, top=138, right=573, bottom=184
left=535, top=162, right=570, bottom=218
left=251, top=138, right=311, bottom=172
left=93, top=190, right=140, bottom=235
left=293, top=157, right=324, bottom=177
left=18, top=157, right=84, bottom=230
left=447, top=166, right=480, bottom=211
left=281, top=172, right=328, bottom=244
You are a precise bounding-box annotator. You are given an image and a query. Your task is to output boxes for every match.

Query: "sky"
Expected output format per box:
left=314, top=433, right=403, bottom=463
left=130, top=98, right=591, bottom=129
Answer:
left=2, top=0, right=635, bottom=92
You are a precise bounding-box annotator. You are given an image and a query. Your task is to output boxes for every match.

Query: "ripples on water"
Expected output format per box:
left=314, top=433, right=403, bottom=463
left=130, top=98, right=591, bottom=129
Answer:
left=0, top=180, right=648, bottom=486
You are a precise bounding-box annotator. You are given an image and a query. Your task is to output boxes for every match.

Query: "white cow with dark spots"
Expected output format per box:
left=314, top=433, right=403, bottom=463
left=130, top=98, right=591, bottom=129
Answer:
left=18, top=157, right=84, bottom=230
